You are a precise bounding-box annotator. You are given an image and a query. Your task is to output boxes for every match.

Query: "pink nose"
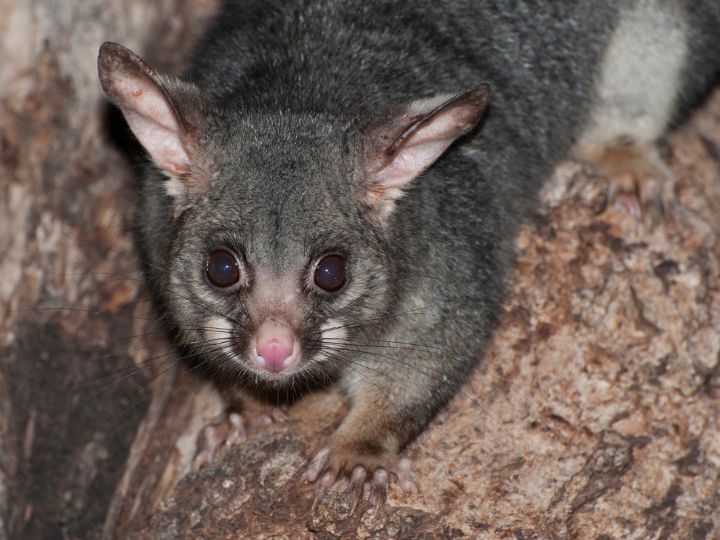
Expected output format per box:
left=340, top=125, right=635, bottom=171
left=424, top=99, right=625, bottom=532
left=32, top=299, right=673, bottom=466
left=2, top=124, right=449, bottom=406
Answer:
left=254, top=319, right=297, bottom=373
left=257, top=340, right=293, bottom=364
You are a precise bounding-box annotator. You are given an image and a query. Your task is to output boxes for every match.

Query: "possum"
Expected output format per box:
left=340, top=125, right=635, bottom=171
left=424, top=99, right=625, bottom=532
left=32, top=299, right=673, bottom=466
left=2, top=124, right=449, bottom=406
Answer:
left=97, top=0, right=720, bottom=505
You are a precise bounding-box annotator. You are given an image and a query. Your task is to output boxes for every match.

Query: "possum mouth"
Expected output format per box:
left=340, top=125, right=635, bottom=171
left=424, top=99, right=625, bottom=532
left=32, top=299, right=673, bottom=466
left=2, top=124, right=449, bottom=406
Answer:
left=230, top=337, right=311, bottom=383
left=200, top=314, right=340, bottom=383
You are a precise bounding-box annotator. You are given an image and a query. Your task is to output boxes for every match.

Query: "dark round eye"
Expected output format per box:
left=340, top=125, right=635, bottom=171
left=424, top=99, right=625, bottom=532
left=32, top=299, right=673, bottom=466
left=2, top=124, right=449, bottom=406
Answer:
left=206, top=249, right=240, bottom=287
left=314, top=254, right=347, bottom=292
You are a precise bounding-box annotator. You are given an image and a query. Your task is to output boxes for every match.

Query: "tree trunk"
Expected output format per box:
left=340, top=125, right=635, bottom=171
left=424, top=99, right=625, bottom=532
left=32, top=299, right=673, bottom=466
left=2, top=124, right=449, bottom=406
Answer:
left=1, top=2, right=718, bottom=539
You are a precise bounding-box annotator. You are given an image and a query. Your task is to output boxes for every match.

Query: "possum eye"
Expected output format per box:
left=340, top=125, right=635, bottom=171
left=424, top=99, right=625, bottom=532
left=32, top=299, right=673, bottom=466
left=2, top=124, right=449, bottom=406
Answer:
left=314, top=254, right=347, bottom=292
left=206, top=249, right=240, bottom=287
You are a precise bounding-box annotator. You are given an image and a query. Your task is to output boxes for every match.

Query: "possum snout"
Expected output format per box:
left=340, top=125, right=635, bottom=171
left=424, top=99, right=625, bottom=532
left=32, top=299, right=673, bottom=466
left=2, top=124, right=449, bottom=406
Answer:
left=252, top=317, right=300, bottom=372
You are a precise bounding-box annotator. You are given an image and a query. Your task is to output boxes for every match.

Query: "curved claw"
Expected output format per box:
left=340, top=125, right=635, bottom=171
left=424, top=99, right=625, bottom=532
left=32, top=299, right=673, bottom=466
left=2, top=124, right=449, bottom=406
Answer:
left=305, top=447, right=331, bottom=483
left=225, top=412, right=247, bottom=445
left=347, top=466, right=367, bottom=514
left=249, top=406, right=288, bottom=428
left=612, top=192, right=643, bottom=220
left=368, top=469, right=389, bottom=506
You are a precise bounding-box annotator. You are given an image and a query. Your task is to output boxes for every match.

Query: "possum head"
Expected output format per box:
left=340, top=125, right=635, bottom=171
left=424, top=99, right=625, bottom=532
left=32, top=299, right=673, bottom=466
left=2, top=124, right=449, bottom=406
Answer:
left=98, top=42, right=490, bottom=385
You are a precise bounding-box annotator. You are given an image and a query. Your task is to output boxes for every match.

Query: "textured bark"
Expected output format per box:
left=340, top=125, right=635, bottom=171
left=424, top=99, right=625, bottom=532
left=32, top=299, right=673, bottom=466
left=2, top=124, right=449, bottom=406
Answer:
left=0, top=2, right=218, bottom=539
left=1, top=2, right=719, bottom=539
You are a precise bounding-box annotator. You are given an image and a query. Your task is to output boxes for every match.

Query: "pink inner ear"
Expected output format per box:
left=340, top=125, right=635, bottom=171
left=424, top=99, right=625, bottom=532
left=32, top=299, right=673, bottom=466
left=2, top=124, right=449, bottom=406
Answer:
left=115, top=78, right=189, bottom=175
left=99, top=43, right=190, bottom=177
left=375, top=133, right=458, bottom=188
left=371, top=86, right=490, bottom=194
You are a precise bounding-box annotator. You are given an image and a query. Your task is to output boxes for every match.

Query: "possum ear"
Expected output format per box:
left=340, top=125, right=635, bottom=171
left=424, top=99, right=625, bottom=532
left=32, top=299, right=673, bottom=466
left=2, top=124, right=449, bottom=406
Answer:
left=98, top=42, right=205, bottom=182
left=362, top=83, right=491, bottom=221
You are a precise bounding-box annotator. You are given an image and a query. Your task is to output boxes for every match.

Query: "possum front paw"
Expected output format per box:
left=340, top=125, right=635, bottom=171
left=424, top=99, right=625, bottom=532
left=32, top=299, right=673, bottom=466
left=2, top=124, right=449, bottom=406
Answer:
left=305, top=438, right=416, bottom=513
left=193, top=407, right=287, bottom=468
left=578, top=140, right=676, bottom=225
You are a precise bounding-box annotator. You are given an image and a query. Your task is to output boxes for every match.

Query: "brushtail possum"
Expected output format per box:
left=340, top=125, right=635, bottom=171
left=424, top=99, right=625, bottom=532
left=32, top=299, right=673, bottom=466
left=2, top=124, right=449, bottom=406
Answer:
left=97, top=0, right=720, bottom=503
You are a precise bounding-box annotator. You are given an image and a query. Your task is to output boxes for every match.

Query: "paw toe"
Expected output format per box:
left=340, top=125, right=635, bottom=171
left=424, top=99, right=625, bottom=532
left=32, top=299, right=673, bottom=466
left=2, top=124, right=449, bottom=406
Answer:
left=193, top=413, right=248, bottom=468
left=395, top=457, right=417, bottom=494
left=368, top=468, right=389, bottom=506
left=225, top=412, right=247, bottom=445
left=347, top=465, right=368, bottom=513
left=305, top=447, right=331, bottom=482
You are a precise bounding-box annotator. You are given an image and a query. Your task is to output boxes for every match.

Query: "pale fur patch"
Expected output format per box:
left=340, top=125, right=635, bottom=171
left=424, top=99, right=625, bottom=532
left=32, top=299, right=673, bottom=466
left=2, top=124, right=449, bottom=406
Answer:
left=204, top=315, right=236, bottom=360
left=164, top=175, right=186, bottom=199
left=320, top=319, right=348, bottom=344
left=576, top=0, right=688, bottom=153
left=318, top=319, right=348, bottom=370
left=163, top=168, right=218, bottom=218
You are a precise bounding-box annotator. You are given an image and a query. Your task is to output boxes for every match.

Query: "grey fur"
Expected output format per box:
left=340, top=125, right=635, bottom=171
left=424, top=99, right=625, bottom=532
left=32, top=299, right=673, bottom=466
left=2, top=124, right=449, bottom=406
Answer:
left=100, top=0, right=720, bottom=468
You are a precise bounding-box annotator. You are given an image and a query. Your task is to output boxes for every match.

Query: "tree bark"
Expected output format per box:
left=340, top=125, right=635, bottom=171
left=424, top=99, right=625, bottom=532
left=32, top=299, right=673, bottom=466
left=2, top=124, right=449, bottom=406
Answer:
left=1, top=2, right=718, bottom=539
left=0, top=2, right=217, bottom=538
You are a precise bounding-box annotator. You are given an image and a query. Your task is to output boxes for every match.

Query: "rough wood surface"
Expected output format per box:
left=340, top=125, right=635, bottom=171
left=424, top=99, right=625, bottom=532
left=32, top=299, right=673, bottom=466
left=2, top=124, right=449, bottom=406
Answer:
left=1, top=2, right=719, bottom=539
left=0, top=2, right=218, bottom=539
